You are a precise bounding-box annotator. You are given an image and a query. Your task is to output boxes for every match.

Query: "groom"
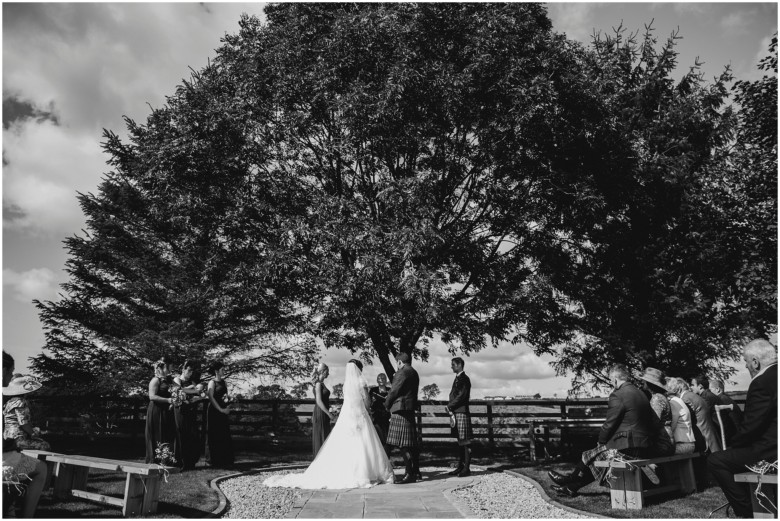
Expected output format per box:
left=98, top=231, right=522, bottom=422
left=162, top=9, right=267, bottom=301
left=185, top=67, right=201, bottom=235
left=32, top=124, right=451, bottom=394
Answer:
left=384, top=352, right=421, bottom=484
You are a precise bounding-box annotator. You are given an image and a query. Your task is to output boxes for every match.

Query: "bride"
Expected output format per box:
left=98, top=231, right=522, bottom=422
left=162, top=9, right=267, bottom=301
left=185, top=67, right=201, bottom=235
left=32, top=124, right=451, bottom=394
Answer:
left=263, top=359, right=394, bottom=489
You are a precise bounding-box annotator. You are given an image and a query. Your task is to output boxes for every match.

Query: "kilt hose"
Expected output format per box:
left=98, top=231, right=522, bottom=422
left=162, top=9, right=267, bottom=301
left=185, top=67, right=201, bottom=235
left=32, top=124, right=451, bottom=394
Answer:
left=452, top=412, right=473, bottom=446
left=386, top=410, right=419, bottom=448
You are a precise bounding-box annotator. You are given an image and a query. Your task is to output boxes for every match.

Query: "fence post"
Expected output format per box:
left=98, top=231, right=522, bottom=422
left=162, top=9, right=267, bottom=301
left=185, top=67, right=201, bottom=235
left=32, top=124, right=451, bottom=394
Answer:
left=528, top=419, right=536, bottom=462
left=272, top=401, right=279, bottom=433
left=486, top=403, right=495, bottom=449
left=416, top=403, right=423, bottom=445
left=560, top=401, right=568, bottom=450
left=131, top=400, right=140, bottom=444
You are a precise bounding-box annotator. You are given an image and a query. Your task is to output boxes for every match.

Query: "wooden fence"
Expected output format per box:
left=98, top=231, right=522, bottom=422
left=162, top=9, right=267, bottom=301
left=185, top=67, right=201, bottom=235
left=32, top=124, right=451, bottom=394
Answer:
left=26, top=396, right=745, bottom=459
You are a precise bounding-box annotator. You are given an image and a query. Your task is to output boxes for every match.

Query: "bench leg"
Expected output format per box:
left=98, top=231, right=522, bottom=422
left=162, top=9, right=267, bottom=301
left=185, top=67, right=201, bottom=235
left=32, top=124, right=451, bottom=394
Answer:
left=72, top=467, right=89, bottom=491
left=141, top=476, right=161, bottom=515
left=123, top=474, right=146, bottom=517
left=53, top=463, right=74, bottom=499
left=623, top=467, right=644, bottom=510
left=750, top=483, right=778, bottom=519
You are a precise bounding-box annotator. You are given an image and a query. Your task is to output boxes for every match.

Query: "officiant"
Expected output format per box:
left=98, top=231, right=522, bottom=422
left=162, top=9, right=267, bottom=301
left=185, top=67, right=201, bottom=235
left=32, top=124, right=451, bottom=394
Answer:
left=446, top=357, right=472, bottom=477
left=369, top=373, right=391, bottom=447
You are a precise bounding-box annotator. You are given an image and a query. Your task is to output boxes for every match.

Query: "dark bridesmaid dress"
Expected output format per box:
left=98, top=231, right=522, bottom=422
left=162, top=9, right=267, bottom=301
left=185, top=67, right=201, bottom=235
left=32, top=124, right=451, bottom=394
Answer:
left=312, top=383, right=331, bottom=456
left=205, top=379, right=234, bottom=467
left=173, top=378, right=201, bottom=470
left=145, top=376, right=176, bottom=464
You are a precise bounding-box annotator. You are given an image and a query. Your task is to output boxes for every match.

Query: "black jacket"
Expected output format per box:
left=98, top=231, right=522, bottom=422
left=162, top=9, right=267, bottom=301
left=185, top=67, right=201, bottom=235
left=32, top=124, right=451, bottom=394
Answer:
left=731, top=364, right=777, bottom=460
left=715, top=392, right=744, bottom=446
left=447, top=372, right=471, bottom=413
left=599, top=381, right=655, bottom=450
left=384, top=365, right=419, bottom=413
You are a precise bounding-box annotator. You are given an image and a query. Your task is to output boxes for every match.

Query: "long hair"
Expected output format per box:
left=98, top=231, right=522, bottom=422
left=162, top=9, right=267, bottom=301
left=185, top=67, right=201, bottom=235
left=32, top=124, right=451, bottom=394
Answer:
left=311, top=363, right=328, bottom=384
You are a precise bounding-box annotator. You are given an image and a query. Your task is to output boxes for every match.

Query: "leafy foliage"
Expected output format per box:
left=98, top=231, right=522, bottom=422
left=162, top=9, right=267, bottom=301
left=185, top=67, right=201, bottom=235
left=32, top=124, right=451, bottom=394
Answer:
left=421, top=383, right=441, bottom=400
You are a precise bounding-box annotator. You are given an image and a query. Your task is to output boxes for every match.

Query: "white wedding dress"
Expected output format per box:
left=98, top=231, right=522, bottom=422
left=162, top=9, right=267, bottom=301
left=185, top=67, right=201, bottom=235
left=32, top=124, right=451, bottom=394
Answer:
left=263, top=363, right=394, bottom=489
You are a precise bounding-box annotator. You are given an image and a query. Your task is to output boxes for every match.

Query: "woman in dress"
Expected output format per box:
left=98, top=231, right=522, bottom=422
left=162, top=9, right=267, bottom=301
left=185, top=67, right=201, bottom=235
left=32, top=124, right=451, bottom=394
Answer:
left=205, top=361, right=234, bottom=467
left=264, top=360, right=394, bottom=489
left=2, top=352, right=47, bottom=518
left=145, top=359, right=176, bottom=464
left=172, top=360, right=206, bottom=470
left=3, top=376, right=50, bottom=452
left=369, top=373, right=391, bottom=446
left=637, top=367, right=675, bottom=457
left=311, top=362, right=334, bottom=456
left=666, top=377, right=697, bottom=454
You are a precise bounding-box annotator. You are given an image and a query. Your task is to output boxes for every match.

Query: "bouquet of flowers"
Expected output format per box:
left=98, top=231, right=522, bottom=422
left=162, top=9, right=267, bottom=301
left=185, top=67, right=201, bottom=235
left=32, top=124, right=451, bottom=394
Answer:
left=154, top=442, right=177, bottom=481
left=169, top=386, right=187, bottom=409
left=195, top=383, right=207, bottom=399
left=329, top=404, right=341, bottom=421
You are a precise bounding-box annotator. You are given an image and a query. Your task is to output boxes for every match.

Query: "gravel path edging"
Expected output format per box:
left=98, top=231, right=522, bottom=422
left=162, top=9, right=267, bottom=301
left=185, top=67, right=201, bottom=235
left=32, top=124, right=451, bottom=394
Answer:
left=503, top=470, right=611, bottom=519
left=208, top=464, right=310, bottom=518
left=439, top=465, right=487, bottom=518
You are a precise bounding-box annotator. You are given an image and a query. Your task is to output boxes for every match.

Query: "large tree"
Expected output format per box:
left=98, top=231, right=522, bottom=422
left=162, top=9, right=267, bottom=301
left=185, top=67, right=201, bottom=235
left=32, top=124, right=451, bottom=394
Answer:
left=536, top=27, right=777, bottom=388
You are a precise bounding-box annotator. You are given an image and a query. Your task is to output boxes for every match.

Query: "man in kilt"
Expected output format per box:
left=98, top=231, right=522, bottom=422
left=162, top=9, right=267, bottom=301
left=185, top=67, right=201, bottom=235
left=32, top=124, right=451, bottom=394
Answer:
left=384, top=352, right=421, bottom=484
left=446, top=357, right=473, bottom=477
left=547, top=363, right=656, bottom=497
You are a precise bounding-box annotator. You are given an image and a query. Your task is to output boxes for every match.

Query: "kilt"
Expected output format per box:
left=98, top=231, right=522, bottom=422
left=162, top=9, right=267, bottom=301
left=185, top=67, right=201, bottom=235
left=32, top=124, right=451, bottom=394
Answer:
left=582, top=445, right=647, bottom=486
left=451, top=412, right=473, bottom=445
left=386, top=411, right=419, bottom=448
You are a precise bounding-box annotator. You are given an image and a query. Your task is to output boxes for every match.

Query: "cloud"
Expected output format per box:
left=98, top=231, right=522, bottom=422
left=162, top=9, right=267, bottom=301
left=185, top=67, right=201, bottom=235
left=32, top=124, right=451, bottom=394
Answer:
left=3, top=267, right=60, bottom=303
left=546, top=3, right=596, bottom=43
left=720, top=11, right=752, bottom=34
left=673, top=4, right=705, bottom=15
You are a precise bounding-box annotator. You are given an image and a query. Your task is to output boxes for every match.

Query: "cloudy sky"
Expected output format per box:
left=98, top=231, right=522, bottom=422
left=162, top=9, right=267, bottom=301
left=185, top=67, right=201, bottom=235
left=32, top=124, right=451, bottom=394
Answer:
left=3, top=3, right=776, bottom=398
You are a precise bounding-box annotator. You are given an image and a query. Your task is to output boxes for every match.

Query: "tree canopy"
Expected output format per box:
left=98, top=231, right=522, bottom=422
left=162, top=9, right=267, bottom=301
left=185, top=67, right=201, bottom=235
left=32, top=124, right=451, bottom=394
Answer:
left=31, top=5, right=776, bottom=393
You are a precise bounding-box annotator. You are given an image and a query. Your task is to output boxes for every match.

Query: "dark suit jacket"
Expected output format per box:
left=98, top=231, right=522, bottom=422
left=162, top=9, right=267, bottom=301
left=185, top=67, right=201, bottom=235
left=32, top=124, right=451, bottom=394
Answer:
left=700, top=389, right=719, bottom=413
left=682, top=390, right=722, bottom=453
left=447, top=372, right=471, bottom=413
left=599, top=381, right=655, bottom=450
left=715, top=392, right=744, bottom=446
left=385, top=364, right=419, bottom=413
left=731, top=364, right=777, bottom=460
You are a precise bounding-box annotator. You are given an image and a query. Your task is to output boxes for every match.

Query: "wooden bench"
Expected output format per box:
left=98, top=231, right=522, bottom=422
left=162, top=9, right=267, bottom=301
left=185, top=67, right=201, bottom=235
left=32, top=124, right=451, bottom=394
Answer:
left=595, top=452, right=699, bottom=510
left=735, top=472, right=778, bottom=519
left=20, top=449, right=62, bottom=490
left=35, top=453, right=178, bottom=517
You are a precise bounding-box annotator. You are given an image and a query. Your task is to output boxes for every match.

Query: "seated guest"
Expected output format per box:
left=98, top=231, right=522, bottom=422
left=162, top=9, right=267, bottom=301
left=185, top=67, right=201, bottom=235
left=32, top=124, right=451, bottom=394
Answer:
left=708, top=339, right=777, bottom=518
left=637, top=367, right=674, bottom=457
left=3, top=376, right=50, bottom=451
left=678, top=378, right=721, bottom=454
left=709, top=378, right=744, bottom=446
left=691, top=374, right=719, bottom=411
left=2, top=351, right=47, bottom=518
left=548, top=364, right=656, bottom=496
left=666, top=377, right=697, bottom=454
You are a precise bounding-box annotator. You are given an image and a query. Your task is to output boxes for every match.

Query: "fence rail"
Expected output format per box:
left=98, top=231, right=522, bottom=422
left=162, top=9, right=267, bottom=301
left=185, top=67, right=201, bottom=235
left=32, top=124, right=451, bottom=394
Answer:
left=27, top=396, right=745, bottom=458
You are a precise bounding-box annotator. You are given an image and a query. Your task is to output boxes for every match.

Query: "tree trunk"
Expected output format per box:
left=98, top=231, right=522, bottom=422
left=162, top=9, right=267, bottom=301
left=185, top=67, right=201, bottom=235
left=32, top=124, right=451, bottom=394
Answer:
left=366, top=320, right=398, bottom=380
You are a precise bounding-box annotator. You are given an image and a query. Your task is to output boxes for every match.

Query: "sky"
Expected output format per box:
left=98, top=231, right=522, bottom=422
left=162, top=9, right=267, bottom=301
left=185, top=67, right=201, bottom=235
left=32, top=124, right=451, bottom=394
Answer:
left=2, top=2, right=776, bottom=398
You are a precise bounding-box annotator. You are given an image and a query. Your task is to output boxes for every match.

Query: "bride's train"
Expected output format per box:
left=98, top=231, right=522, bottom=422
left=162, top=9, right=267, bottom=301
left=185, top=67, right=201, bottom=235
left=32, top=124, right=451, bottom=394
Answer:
left=263, top=363, right=394, bottom=489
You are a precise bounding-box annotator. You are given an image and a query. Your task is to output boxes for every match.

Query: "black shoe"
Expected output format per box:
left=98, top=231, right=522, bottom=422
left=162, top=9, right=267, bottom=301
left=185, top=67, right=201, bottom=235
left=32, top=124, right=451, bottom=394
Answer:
left=414, top=471, right=423, bottom=481
left=456, top=468, right=471, bottom=478
left=548, top=469, right=578, bottom=485
left=448, top=466, right=464, bottom=476
left=550, top=484, right=579, bottom=497
left=395, top=473, right=416, bottom=484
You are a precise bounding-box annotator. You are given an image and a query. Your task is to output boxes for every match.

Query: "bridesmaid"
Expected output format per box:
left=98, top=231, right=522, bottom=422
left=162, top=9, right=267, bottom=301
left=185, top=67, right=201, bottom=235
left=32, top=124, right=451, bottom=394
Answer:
left=145, top=359, right=176, bottom=464
left=173, top=360, right=205, bottom=470
left=205, top=361, right=234, bottom=467
left=311, top=362, right=334, bottom=456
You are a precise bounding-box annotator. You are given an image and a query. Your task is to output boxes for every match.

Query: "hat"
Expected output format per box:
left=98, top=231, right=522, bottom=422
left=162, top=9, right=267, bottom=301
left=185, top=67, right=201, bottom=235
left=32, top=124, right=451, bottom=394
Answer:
left=638, top=367, right=667, bottom=392
left=2, top=375, right=42, bottom=396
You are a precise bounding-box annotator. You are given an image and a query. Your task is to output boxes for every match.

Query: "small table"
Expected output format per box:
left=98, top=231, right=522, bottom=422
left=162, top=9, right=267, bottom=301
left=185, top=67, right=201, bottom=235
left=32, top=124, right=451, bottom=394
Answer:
left=734, top=472, right=778, bottom=519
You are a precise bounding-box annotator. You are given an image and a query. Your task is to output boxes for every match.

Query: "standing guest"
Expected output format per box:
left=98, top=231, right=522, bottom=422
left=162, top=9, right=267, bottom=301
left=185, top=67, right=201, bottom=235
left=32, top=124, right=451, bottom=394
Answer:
left=369, top=373, right=391, bottom=446
left=2, top=352, right=48, bottom=519
left=708, top=339, right=777, bottom=518
left=446, top=357, right=473, bottom=476
left=666, top=377, right=697, bottom=454
left=205, top=361, right=234, bottom=467
left=385, top=352, right=421, bottom=484
left=145, top=359, right=176, bottom=464
left=679, top=379, right=721, bottom=454
left=548, top=364, right=656, bottom=497
left=3, top=376, right=50, bottom=451
left=311, top=362, right=334, bottom=457
left=172, top=360, right=206, bottom=470
left=709, top=378, right=744, bottom=446
left=637, top=367, right=674, bottom=457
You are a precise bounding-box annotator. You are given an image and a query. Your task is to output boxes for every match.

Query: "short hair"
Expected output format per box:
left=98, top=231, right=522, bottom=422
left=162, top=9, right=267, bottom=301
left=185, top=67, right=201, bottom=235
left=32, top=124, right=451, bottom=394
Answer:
left=3, top=351, right=14, bottom=369
left=452, top=357, right=465, bottom=368
left=210, top=361, right=225, bottom=375
left=609, top=364, right=630, bottom=381
left=710, top=379, right=725, bottom=392
left=693, top=374, right=709, bottom=389
left=311, top=362, right=328, bottom=383
left=153, top=359, right=168, bottom=377
left=666, top=377, right=684, bottom=394
left=348, top=359, right=363, bottom=371
left=396, top=352, right=411, bottom=364
left=182, top=359, right=198, bottom=372
left=744, top=339, right=778, bottom=366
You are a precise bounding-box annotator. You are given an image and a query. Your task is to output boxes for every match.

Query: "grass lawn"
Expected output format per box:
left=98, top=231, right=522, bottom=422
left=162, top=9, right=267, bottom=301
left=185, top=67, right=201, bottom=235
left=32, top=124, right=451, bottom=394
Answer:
left=505, top=461, right=730, bottom=519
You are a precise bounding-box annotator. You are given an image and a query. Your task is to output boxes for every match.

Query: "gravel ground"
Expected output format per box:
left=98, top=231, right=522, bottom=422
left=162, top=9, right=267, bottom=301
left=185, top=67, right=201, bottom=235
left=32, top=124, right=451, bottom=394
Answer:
left=221, top=468, right=304, bottom=519
left=451, top=472, right=591, bottom=518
